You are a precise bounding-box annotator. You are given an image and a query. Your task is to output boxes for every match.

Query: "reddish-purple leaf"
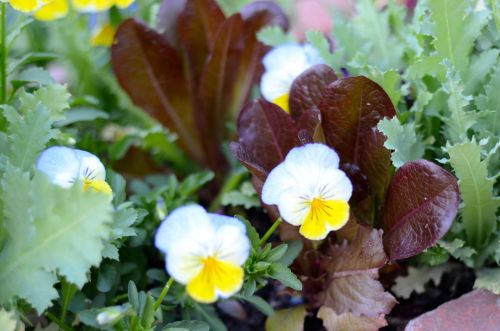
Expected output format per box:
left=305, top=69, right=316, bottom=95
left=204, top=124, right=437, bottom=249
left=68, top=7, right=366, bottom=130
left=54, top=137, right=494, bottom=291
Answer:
left=320, top=226, right=396, bottom=317
left=318, top=306, right=388, bottom=331
left=111, top=19, right=203, bottom=163
left=289, top=64, right=338, bottom=119
left=177, top=0, right=225, bottom=86
left=383, top=160, right=460, bottom=261
left=319, top=76, right=396, bottom=221
left=232, top=100, right=300, bottom=176
left=224, top=1, right=289, bottom=118
left=320, top=76, right=396, bottom=163
left=197, top=14, right=244, bottom=171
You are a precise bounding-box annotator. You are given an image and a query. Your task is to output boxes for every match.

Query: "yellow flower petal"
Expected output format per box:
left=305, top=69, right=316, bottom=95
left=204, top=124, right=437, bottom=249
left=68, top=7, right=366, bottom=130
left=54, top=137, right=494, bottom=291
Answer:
left=72, top=0, right=112, bottom=12
left=186, top=257, right=244, bottom=303
left=273, top=92, right=290, bottom=113
left=299, top=199, right=349, bottom=240
left=34, top=0, right=68, bottom=21
left=84, top=179, right=113, bottom=195
left=9, top=0, right=43, bottom=12
left=113, top=0, right=134, bottom=9
left=91, top=23, right=116, bottom=47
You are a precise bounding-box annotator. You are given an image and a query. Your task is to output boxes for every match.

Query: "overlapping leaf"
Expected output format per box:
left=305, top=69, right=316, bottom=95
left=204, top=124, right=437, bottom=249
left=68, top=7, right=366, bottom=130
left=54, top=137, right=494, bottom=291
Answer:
left=320, top=226, right=396, bottom=321
left=112, top=0, right=287, bottom=174
left=383, top=160, right=460, bottom=260
left=318, top=76, right=396, bottom=218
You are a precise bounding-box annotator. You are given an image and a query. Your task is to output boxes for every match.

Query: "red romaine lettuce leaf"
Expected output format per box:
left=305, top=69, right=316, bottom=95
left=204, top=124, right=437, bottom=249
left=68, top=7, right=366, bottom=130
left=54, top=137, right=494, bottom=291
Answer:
left=382, top=160, right=460, bottom=261
left=319, top=76, right=396, bottom=211
left=289, top=64, right=338, bottom=120
left=112, top=0, right=287, bottom=174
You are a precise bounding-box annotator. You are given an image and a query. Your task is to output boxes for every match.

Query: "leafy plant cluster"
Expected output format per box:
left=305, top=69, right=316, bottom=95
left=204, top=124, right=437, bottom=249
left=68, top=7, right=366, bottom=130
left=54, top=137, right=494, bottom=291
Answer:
left=260, top=0, right=500, bottom=298
left=1, top=0, right=499, bottom=330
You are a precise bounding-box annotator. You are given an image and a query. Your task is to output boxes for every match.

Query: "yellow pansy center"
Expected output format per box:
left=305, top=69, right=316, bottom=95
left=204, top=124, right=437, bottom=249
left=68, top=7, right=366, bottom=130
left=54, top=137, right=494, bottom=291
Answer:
left=91, top=23, right=116, bottom=47
left=72, top=0, right=113, bottom=12
left=273, top=92, right=290, bottom=113
left=9, top=0, right=43, bottom=12
left=83, top=178, right=112, bottom=194
left=299, top=198, right=349, bottom=240
left=186, top=256, right=243, bottom=303
left=34, top=0, right=68, bottom=21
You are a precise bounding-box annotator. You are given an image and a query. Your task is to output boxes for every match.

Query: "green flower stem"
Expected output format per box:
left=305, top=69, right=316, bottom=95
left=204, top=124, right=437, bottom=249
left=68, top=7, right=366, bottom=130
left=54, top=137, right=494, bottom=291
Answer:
left=153, top=277, right=174, bottom=311
left=0, top=2, right=6, bottom=105
left=60, top=278, right=77, bottom=323
left=208, top=167, right=247, bottom=212
left=259, top=218, right=282, bottom=247
left=45, top=311, right=74, bottom=331
left=491, top=0, right=500, bottom=32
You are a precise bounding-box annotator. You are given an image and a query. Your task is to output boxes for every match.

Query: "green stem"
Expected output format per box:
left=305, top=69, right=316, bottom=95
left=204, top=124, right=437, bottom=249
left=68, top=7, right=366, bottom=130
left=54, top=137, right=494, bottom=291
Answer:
left=153, top=277, right=174, bottom=311
left=491, top=0, right=500, bottom=33
left=208, top=167, right=247, bottom=212
left=0, top=2, right=6, bottom=105
left=258, top=218, right=282, bottom=247
left=45, top=311, right=74, bottom=331
left=60, top=279, right=77, bottom=323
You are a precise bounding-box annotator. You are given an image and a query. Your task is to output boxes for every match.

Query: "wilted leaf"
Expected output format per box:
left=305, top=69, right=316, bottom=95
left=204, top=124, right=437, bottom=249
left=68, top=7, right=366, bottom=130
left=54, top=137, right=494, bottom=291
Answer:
left=318, top=306, right=387, bottom=331
left=383, top=160, right=460, bottom=261
left=321, top=226, right=396, bottom=318
left=265, top=305, right=307, bottom=331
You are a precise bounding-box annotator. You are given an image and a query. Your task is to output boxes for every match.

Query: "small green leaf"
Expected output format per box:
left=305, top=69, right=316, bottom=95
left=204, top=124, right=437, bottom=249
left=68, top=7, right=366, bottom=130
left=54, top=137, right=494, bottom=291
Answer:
left=128, top=281, right=139, bottom=310
left=238, top=217, right=260, bottom=250
left=266, top=244, right=288, bottom=262
left=257, top=26, right=294, bottom=46
left=55, top=107, right=109, bottom=127
left=241, top=295, right=274, bottom=316
left=378, top=117, right=425, bottom=168
left=277, top=241, right=303, bottom=267
left=268, top=263, right=302, bottom=290
left=474, top=268, right=500, bottom=295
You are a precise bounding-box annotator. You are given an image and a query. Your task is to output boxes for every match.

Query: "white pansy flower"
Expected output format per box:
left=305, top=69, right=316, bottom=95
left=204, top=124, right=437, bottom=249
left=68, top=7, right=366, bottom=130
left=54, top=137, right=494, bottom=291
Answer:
left=262, top=144, right=352, bottom=240
left=260, top=43, right=324, bottom=113
left=155, top=205, right=250, bottom=303
left=36, top=146, right=112, bottom=194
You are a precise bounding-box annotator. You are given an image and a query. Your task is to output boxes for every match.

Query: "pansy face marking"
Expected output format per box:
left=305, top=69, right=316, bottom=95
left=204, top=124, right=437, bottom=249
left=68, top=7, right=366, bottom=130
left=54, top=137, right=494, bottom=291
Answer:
left=36, top=146, right=112, bottom=194
left=262, top=143, right=352, bottom=240
left=155, top=205, right=250, bottom=303
left=260, top=43, right=323, bottom=113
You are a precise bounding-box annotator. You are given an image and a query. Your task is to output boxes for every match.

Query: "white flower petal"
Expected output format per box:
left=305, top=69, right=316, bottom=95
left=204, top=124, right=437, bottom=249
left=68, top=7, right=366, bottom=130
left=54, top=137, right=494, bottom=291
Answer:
left=260, top=43, right=324, bottom=102
left=74, top=149, right=106, bottom=181
left=262, top=43, right=308, bottom=70
left=260, top=69, right=295, bottom=102
left=318, top=169, right=353, bottom=201
left=154, top=205, right=215, bottom=254
left=36, top=146, right=80, bottom=188
left=262, top=144, right=352, bottom=229
left=213, top=224, right=250, bottom=266
left=276, top=186, right=312, bottom=226
left=166, top=239, right=205, bottom=284
left=261, top=161, right=296, bottom=205
left=209, top=213, right=246, bottom=233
